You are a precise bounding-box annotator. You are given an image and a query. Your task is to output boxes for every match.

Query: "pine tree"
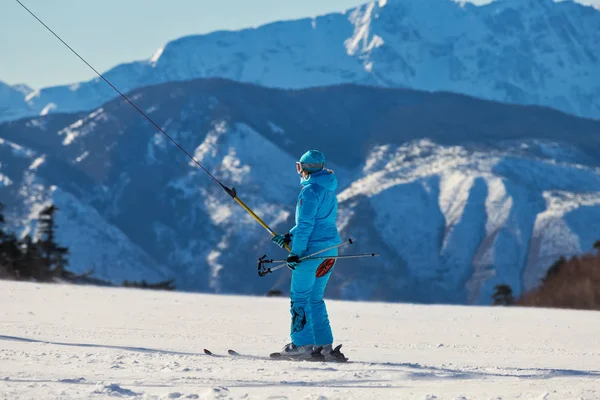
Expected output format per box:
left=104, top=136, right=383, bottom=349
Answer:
left=0, top=203, right=13, bottom=278
left=37, top=205, right=69, bottom=278
left=0, top=203, right=20, bottom=278
left=1, top=236, right=21, bottom=278
left=492, top=284, right=515, bottom=306
left=20, top=235, right=46, bottom=280
left=0, top=202, right=7, bottom=243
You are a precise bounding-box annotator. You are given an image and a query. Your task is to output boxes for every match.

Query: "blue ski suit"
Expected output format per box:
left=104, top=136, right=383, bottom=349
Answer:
left=288, top=168, right=342, bottom=347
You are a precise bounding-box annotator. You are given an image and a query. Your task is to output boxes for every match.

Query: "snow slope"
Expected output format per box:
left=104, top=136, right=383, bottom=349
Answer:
left=3, top=0, right=600, bottom=122
left=0, top=280, right=598, bottom=399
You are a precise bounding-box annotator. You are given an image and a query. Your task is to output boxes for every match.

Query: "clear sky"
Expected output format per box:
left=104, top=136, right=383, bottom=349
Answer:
left=2, top=0, right=599, bottom=89
left=1, top=0, right=365, bottom=89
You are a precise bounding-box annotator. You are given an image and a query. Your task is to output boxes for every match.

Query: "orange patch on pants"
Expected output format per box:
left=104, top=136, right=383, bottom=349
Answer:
left=316, top=258, right=335, bottom=278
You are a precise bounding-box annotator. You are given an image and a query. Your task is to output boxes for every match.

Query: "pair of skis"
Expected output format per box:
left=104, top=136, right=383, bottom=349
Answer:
left=203, top=344, right=348, bottom=363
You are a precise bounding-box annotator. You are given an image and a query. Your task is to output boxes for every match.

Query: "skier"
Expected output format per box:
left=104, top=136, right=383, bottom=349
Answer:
left=271, top=149, right=347, bottom=362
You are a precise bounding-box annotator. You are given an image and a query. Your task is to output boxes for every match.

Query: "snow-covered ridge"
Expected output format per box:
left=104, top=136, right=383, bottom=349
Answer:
left=1, top=0, right=599, bottom=122
left=0, top=138, right=169, bottom=284
left=337, top=139, right=600, bottom=303
left=0, top=81, right=33, bottom=122
left=0, top=137, right=36, bottom=159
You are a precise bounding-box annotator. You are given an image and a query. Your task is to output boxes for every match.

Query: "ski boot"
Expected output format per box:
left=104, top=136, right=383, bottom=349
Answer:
left=270, top=343, right=315, bottom=360
left=319, top=344, right=348, bottom=362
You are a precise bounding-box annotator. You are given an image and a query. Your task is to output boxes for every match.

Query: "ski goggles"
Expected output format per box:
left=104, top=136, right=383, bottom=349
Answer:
left=296, top=162, right=324, bottom=174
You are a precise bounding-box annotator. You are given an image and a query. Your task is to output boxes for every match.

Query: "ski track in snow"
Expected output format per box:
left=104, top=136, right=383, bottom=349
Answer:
left=0, top=282, right=599, bottom=399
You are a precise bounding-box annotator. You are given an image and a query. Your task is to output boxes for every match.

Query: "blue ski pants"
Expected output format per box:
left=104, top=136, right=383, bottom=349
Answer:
left=289, top=247, right=338, bottom=347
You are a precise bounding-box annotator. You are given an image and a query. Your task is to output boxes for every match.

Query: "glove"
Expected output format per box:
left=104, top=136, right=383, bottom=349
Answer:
left=286, top=253, right=300, bottom=270
left=271, top=233, right=292, bottom=249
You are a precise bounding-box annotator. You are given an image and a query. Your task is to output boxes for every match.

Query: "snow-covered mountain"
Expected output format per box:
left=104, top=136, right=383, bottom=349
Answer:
left=2, top=0, right=599, bottom=123
left=1, top=78, right=600, bottom=304
left=337, top=140, right=600, bottom=304
left=10, top=83, right=34, bottom=97
left=0, top=136, right=170, bottom=284
left=0, top=81, right=32, bottom=122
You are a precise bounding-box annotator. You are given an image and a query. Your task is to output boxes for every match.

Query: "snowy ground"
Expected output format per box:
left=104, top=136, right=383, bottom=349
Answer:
left=0, top=281, right=598, bottom=400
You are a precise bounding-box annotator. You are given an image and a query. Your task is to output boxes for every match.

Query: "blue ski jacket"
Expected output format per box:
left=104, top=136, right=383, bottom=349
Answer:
left=289, top=169, right=342, bottom=256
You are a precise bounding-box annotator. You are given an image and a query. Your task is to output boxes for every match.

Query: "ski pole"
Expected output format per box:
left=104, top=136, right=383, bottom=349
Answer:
left=258, top=238, right=355, bottom=266
left=258, top=238, right=355, bottom=276
left=260, top=253, right=379, bottom=265
left=263, top=253, right=378, bottom=275
left=300, top=238, right=354, bottom=259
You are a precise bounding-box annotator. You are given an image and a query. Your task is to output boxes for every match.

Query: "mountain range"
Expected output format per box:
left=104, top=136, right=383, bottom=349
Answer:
left=1, top=0, right=599, bottom=123
left=1, top=78, right=600, bottom=304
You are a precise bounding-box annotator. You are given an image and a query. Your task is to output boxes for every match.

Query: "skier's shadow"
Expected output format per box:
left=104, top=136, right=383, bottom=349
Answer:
left=322, top=360, right=600, bottom=381
left=0, top=334, right=206, bottom=357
